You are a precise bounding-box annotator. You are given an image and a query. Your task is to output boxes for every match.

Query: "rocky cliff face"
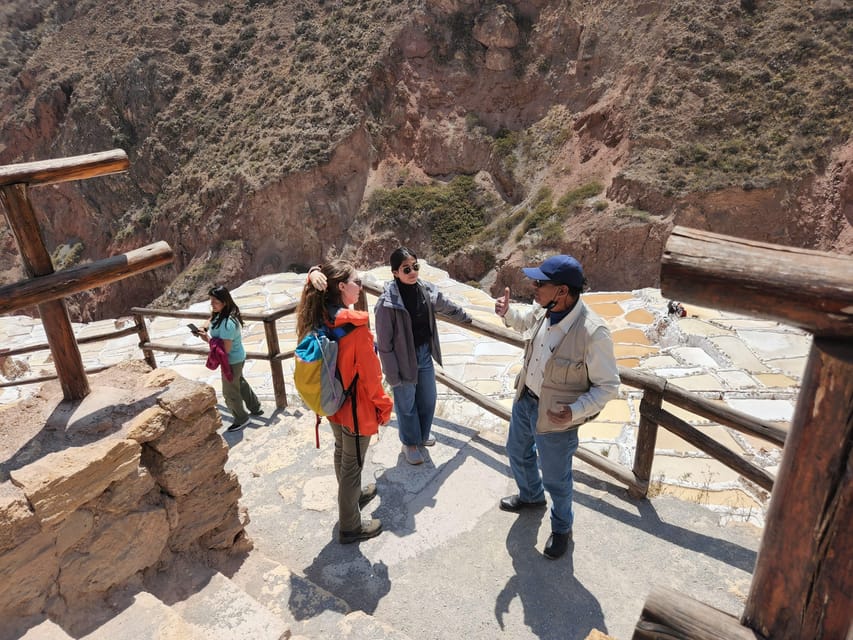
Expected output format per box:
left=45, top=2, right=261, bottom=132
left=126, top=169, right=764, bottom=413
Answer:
left=1, top=0, right=850, bottom=319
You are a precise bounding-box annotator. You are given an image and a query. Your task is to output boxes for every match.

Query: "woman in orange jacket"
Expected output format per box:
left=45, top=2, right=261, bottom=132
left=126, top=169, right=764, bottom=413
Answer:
left=297, top=260, right=393, bottom=544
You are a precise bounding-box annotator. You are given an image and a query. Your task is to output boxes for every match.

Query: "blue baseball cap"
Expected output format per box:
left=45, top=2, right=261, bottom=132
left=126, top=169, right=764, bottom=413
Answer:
left=522, top=255, right=585, bottom=288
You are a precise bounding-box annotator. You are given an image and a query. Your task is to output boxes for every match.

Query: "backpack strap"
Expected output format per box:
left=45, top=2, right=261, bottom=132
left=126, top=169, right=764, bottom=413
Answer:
left=317, top=323, right=362, bottom=460
left=314, top=413, right=321, bottom=449
left=346, top=373, right=362, bottom=467
left=325, top=323, right=356, bottom=341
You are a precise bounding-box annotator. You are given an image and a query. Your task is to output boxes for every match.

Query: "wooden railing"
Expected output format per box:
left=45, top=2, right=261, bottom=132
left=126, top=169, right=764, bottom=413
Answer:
left=0, top=321, right=140, bottom=389
left=128, top=302, right=299, bottom=409
left=392, top=305, right=785, bottom=499
left=3, top=280, right=785, bottom=503
left=0, top=150, right=173, bottom=400
left=635, top=227, right=853, bottom=640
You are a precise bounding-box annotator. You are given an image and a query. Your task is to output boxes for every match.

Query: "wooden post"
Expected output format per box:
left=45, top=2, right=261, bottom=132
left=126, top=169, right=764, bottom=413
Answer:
left=741, top=338, right=853, bottom=639
left=263, top=318, right=288, bottom=409
left=631, top=391, right=661, bottom=499
left=628, top=369, right=667, bottom=499
left=133, top=313, right=157, bottom=370
left=1, top=182, right=89, bottom=399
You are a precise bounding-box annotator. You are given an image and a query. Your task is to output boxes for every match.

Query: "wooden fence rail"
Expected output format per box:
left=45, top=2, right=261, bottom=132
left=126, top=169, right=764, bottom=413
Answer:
left=637, top=226, right=853, bottom=640
left=129, top=304, right=298, bottom=409
left=5, top=282, right=784, bottom=503
left=0, top=242, right=173, bottom=314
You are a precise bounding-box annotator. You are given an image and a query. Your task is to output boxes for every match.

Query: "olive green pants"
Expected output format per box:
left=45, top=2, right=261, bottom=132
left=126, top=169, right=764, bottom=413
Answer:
left=330, top=421, right=372, bottom=533
left=220, top=360, right=260, bottom=423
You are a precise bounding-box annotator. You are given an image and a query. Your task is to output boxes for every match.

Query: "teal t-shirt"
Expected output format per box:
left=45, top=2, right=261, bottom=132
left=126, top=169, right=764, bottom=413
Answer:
left=209, top=316, right=246, bottom=364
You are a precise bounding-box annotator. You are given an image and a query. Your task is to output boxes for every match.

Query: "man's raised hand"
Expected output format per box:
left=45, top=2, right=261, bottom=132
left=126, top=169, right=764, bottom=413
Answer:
left=494, top=287, right=510, bottom=317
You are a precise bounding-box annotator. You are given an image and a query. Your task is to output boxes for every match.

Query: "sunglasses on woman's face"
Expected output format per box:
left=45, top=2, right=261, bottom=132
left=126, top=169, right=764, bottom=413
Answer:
left=349, top=278, right=363, bottom=287
left=401, top=263, right=420, bottom=275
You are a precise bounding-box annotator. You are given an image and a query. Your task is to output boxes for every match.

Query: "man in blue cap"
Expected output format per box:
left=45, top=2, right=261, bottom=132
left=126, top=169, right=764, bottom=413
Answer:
left=493, top=254, right=619, bottom=559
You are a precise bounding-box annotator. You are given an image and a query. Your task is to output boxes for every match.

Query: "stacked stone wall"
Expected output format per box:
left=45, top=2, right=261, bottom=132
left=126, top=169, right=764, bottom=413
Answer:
left=0, top=366, right=250, bottom=622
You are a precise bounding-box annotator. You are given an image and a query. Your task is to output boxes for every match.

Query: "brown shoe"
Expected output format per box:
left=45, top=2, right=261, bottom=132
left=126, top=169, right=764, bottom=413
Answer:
left=358, top=483, right=378, bottom=508
left=339, top=518, right=382, bottom=544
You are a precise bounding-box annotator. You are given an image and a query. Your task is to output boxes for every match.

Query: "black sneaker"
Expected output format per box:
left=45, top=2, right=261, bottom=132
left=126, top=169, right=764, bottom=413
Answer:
left=499, top=494, right=547, bottom=513
left=339, top=518, right=382, bottom=544
left=227, top=418, right=249, bottom=432
left=543, top=531, right=573, bottom=559
left=250, top=408, right=264, bottom=416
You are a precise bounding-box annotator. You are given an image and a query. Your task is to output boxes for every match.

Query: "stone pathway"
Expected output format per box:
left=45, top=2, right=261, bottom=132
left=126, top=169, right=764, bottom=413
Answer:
left=0, top=262, right=808, bottom=525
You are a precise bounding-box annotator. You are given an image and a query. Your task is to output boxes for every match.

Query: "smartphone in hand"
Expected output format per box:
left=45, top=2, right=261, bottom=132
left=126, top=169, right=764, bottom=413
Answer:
left=187, top=323, right=201, bottom=336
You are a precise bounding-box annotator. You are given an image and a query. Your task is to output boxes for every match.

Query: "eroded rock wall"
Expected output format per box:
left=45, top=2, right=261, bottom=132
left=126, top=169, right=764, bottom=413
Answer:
left=0, top=362, right=250, bottom=623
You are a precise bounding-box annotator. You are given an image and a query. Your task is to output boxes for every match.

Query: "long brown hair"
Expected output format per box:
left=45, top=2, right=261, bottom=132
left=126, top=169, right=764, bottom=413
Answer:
left=296, top=260, right=355, bottom=339
left=208, top=285, right=243, bottom=329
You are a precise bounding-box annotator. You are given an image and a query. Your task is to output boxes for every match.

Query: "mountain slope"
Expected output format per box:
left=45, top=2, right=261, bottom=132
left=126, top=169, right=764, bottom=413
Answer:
left=0, top=0, right=850, bottom=319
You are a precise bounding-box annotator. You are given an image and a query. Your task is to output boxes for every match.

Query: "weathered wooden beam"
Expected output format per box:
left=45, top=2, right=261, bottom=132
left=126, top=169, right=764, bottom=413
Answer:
left=435, top=368, right=512, bottom=421
left=0, top=325, right=138, bottom=358
left=435, top=369, right=642, bottom=491
left=661, top=226, right=853, bottom=338
left=0, top=149, right=129, bottom=188
left=634, top=586, right=765, bottom=640
left=0, top=242, right=174, bottom=314
left=619, top=366, right=667, bottom=394
left=130, top=307, right=216, bottom=321
left=742, top=338, right=853, bottom=639
left=620, top=366, right=786, bottom=447
left=140, top=342, right=269, bottom=361
left=661, top=379, right=787, bottom=447
left=1, top=181, right=89, bottom=398
left=130, top=306, right=278, bottom=322
left=645, top=404, right=775, bottom=492
left=0, top=364, right=113, bottom=389
left=273, top=348, right=296, bottom=361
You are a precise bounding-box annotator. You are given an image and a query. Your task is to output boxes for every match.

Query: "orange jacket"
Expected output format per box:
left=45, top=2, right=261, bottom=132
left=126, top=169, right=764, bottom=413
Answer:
left=327, top=308, right=393, bottom=436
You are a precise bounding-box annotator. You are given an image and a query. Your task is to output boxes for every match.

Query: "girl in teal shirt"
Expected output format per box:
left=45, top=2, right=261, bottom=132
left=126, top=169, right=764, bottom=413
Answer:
left=199, top=285, right=262, bottom=431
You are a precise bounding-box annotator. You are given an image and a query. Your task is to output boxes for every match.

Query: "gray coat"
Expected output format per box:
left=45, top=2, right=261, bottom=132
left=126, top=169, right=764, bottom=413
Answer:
left=374, top=279, right=471, bottom=387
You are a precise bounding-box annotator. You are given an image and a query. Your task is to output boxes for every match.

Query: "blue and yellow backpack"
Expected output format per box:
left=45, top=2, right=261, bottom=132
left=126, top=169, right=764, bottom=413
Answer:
left=294, top=325, right=357, bottom=416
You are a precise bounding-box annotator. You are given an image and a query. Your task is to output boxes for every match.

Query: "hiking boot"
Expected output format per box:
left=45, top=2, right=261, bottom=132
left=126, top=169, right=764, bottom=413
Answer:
left=358, top=483, right=378, bottom=508
left=402, top=445, right=424, bottom=465
left=339, top=518, right=382, bottom=544
left=421, top=436, right=436, bottom=447
left=543, top=531, right=573, bottom=559
left=227, top=418, right=249, bottom=432
left=499, top=494, right=547, bottom=513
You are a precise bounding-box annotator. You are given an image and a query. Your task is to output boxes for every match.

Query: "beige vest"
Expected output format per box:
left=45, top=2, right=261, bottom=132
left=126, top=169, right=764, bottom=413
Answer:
left=514, top=303, right=609, bottom=433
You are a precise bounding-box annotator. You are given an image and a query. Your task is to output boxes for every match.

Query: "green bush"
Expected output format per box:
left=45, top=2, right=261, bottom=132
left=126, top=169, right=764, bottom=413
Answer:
left=540, top=220, right=564, bottom=244
left=556, top=182, right=603, bottom=216
left=367, top=175, right=488, bottom=255
left=617, top=206, right=651, bottom=222
left=492, top=129, right=519, bottom=158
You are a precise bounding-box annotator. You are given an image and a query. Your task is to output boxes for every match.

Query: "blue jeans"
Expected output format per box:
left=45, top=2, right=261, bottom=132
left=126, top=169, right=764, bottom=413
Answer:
left=506, top=390, right=580, bottom=534
left=392, top=343, right=437, bottom=446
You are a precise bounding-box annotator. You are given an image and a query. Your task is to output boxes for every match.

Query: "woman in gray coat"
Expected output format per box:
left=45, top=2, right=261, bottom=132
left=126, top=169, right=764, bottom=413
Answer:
left=375, top=248, right=471, bottom=465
